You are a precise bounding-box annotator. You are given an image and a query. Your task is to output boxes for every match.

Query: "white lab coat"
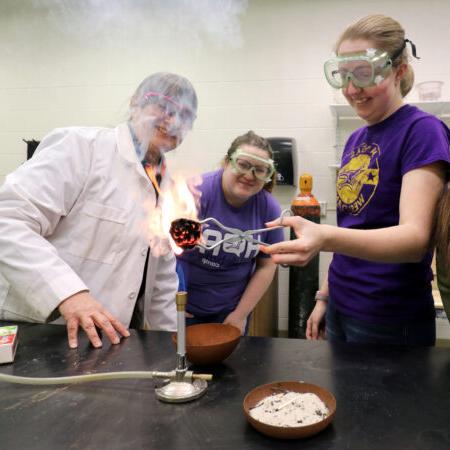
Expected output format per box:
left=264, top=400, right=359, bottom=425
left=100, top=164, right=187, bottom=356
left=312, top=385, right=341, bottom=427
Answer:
left=0, top=123, right=177, bottom=331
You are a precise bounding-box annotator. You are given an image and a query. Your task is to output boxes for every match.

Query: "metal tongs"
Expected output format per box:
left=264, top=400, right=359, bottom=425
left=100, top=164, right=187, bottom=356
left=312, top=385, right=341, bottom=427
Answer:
left=196, top=208, right=292, bottom=251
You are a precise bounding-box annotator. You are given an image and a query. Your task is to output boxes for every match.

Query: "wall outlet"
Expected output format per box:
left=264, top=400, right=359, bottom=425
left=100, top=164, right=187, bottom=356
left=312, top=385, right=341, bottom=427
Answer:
left=319, top=200, right=327, bottom=217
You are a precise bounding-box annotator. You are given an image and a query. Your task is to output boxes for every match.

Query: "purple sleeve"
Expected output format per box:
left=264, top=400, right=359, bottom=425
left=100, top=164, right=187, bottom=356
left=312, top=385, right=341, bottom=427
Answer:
left=401, top=117, right=450, bottom=176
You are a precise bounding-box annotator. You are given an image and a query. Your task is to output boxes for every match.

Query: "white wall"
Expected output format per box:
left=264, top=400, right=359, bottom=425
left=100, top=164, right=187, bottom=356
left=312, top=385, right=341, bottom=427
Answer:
left=1, top=0, right=450, bottom=332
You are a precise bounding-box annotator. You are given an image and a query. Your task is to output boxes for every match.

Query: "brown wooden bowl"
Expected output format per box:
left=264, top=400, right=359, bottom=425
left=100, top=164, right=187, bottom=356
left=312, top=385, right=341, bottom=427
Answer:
left=243, top=381, right=336, bottom=439
left=172, top=323, right=241, bottom=365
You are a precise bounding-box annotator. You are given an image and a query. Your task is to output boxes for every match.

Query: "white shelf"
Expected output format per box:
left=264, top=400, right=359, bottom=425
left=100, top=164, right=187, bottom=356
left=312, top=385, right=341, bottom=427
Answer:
left=330, top=100, right=450, bottom=120
left=330, top=100, right=450, bottom=166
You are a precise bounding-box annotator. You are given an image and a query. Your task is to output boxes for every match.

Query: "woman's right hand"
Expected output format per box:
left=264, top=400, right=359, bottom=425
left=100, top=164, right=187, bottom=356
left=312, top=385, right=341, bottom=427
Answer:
left=306, top=301, right=327, bottom=340
left=259, top=216, right=327, bottom=266
left=58, top=292, right=130, bottom=349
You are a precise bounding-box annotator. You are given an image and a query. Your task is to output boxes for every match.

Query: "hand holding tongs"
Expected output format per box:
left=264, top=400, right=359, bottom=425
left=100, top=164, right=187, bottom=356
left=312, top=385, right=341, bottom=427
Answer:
left=197, top=208, right=292, bottom=251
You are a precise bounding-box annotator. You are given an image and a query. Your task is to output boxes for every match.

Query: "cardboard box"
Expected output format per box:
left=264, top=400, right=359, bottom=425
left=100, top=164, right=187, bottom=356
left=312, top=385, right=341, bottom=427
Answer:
left=0, top=325, right=18, bottom=364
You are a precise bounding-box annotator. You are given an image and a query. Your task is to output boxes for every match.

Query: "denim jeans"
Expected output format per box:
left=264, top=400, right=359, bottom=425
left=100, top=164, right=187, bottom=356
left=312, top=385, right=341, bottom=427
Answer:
left=325, top=302, right=436, bottom=346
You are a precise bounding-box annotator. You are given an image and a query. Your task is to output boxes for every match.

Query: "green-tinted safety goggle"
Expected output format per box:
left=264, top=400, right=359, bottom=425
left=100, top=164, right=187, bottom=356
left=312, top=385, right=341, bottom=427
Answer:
left=324, top=39, right=420, bottom=90
left=230, top=150, right=275, bottom=183
left=324, top=48, right=395, bottom=89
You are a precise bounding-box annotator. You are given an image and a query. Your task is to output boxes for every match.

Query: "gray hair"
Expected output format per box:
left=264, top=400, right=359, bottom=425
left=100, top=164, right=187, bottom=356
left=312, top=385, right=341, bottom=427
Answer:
left=130, top=72, right=198, bottom=112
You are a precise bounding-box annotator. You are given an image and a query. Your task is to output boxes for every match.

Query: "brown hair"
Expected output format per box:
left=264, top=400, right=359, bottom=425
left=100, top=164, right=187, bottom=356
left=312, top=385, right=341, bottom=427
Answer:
left=222, top=130, right=276, bottom=192
left=435, top=185, right=450, bottom=270
left=335, top=14, right=414, bottom=97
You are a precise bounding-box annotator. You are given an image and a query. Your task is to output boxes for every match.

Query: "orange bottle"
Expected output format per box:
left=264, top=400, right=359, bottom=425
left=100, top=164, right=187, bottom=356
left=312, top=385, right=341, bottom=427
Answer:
left=289, top=173, right=320, bottom=338
left=290, top=173, right=320, bottom=221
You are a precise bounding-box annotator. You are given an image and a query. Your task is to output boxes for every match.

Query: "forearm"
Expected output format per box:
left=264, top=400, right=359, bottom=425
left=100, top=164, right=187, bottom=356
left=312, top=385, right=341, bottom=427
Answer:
left=233, top=260, right=277, bottom=319
left=319, top=273, right=329, bottom=294
left=0, top=227, right=88, bottom=323
left=321, top=223, right=431, bottom=263
left=263, top=164, right=445, bottom=267
left=325, top=164, right=446, bottom=263
left=0, top=135, right=90, bottom=318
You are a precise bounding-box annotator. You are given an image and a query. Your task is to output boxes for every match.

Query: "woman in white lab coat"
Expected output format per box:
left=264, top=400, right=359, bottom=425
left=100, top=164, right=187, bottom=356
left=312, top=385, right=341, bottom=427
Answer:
left=0, top=72, right=198, bottom=348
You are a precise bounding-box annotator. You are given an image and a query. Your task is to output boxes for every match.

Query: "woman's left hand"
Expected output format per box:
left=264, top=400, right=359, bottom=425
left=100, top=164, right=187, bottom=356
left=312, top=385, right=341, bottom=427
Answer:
left=306, top=301, right=327, bottom=340
left=224, top=311, right=247, bottom=335
left=259, top=215, right=326, bottom=266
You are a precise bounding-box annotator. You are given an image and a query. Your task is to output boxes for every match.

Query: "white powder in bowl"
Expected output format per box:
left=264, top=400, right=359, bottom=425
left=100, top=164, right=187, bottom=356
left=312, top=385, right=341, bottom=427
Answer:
left=249, top=391, right=329, bottom=427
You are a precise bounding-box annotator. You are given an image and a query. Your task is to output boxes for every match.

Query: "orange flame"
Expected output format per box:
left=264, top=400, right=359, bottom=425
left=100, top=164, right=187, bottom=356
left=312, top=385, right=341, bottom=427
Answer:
left=147, top=174, right=200, bottom=256
left=144, top=165, right=162, bottom=197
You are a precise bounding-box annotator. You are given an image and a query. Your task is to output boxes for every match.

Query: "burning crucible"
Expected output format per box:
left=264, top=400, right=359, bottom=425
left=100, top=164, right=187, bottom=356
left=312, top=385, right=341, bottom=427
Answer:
left=170, top=211, right=292, bottom=252
left=169, top=218, right=202, bottom=250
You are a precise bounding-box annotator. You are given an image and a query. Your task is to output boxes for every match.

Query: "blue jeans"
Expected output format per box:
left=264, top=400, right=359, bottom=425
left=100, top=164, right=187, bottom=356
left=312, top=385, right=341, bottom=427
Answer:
left=325, top=302, right=436, bottom=346
left=186, top=311, right=250, bottom=335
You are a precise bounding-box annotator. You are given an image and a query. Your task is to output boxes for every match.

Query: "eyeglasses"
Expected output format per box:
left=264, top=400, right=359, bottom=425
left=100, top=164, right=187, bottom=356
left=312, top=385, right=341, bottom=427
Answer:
left=142, top=91, right=197, bottom=127
left=229, top=151, right=275, bottom=182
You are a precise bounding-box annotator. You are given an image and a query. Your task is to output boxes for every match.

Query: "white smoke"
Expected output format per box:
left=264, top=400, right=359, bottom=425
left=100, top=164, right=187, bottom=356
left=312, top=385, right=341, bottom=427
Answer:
left=29, top=0, right=248, bottom=48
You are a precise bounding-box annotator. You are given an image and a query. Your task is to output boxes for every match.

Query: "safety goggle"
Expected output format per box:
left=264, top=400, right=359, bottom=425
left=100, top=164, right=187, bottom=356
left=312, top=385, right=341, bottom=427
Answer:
left=229, top=150, right=275, bottom=183
left=324, top=48, right=394, bottom=89
left=142, top=91, right=197, bottom=127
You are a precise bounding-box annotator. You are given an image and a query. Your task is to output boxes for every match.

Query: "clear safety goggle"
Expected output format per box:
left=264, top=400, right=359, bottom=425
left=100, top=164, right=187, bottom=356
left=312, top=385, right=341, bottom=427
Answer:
left=229, top=150, right=275, bottom=183
left=324, top=48, right=394, bottom=89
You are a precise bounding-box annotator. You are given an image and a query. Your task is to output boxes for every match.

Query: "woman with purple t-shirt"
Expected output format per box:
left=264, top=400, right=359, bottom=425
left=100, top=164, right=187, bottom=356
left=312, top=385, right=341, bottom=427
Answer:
left=435, top=185, right=450, bottom=322
left=262, top=14, right=450, bottom=346
left=177, top=131, right=284, bottom=334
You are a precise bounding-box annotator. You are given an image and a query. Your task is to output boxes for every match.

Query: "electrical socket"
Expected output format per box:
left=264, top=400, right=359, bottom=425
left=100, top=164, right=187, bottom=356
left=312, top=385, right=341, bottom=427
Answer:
left=319, top=200, right=327, bottom=217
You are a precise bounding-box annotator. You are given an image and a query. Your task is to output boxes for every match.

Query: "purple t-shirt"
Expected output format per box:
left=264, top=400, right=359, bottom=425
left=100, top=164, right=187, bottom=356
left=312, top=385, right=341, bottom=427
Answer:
left=177, top=169, right=284, bottom=316
left=329, top=104, right=450, bottom=324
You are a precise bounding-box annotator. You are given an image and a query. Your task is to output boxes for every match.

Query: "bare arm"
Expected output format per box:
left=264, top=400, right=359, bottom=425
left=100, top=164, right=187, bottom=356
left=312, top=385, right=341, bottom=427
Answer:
left=261, top=164, right=446, bottom=266
left=224, top=257, right=277, bottom=334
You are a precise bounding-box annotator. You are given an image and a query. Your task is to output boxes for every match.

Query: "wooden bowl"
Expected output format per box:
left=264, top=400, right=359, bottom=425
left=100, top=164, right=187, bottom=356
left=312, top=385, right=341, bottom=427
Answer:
left=243, top=381, right=336, bottom=439
left=172, top=323, right=241, bottom=365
